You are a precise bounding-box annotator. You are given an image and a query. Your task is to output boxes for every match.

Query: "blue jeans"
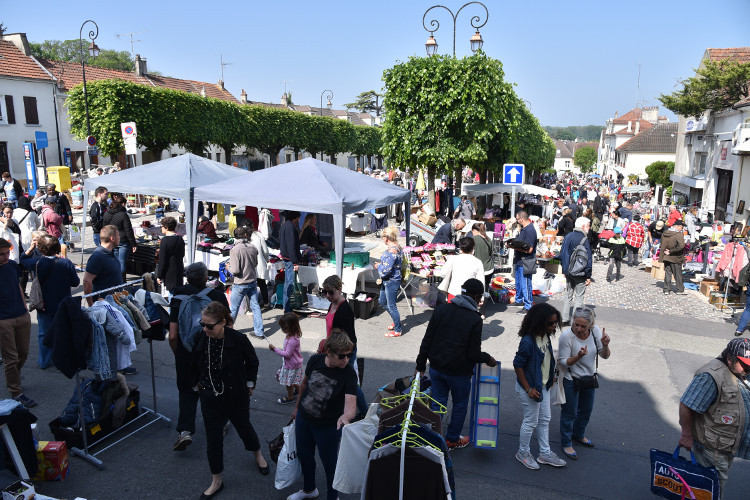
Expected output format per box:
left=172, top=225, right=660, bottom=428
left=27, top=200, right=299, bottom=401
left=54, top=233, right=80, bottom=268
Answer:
left=114, top=243, right=130, bottom=274
left=559, top=377, right=596, bottom=447
left=93, top=233, right=101, bottom=247
left=295, top=411, right=342, bottom=500
left=514, top=263, right=533, bottom=310
left=379, top=279, right=401, bottom=333
left=229, top=282, right=263, bottom=336
left=736, top=289, right=750, bottom=334
left=429, top=367, right=471, bottom=442
left=347, top=348, right=368, bottom=416
left=282, top=260, right=295, bottom=313
left=37, top=311, right=54, bottom=369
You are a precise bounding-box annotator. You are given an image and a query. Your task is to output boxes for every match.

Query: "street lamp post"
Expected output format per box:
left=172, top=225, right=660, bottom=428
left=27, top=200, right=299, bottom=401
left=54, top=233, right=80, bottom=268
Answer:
left=422, top=2, right=488, bottom=57
left=320, top=89, right=333, bottom=116
left=78, top=20, right=100, bottom=143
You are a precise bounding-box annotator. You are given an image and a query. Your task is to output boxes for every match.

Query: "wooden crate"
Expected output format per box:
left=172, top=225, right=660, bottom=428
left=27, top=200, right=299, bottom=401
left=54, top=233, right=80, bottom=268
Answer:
left=700, top=279, right=719, bottom=297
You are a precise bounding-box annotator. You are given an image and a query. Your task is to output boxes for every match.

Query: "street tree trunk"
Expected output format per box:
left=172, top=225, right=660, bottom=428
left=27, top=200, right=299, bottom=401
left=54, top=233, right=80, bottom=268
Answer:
left=427, top=165, right=436, bottom=209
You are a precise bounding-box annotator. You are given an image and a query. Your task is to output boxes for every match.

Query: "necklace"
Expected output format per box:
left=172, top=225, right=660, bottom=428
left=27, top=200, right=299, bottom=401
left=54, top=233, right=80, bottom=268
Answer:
left=207, top=337, right=225, bottom=396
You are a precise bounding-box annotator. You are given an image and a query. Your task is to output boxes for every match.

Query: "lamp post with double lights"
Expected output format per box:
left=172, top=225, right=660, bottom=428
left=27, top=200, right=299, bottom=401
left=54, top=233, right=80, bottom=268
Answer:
left=422, top=2, right=488, bottom=57
left=78, top=20, right=101, bottom=144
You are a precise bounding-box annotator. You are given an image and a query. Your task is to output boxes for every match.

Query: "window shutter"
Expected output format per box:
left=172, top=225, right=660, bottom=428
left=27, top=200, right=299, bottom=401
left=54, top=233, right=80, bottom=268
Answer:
left=23, top=96, right=39, bottom=125
left=5, top=96, right=15, bottom=124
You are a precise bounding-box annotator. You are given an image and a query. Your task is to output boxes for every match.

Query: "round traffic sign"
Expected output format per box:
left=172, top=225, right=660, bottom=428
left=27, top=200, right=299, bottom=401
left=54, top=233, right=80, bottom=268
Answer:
left=87, top=135, right=96, bottom=146
left=124, top=126, right=134, bottom=135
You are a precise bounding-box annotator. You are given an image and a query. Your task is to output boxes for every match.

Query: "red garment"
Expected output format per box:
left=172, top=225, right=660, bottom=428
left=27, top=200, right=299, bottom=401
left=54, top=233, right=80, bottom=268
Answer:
left=244, top=206, right=259, bottom=230
left=624, top=222, right=644, bottom=248
left=716, top=242, right=749, bottom=282
left=667, top=209, right=682, bottom=227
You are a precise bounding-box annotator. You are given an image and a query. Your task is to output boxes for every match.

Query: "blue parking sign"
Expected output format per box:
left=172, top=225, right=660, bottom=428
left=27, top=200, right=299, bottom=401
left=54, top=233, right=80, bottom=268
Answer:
left=503, top=164, right=524, bottom=185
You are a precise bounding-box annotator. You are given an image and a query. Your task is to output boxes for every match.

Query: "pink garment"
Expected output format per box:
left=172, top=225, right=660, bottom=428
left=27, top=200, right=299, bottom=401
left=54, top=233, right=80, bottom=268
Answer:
left=325, top=308, right=335, bottom=336
left=41, top=206, right=63, bottom=238
left=273, top=335, right=303, bottom=370
left=716, top=242, right=749, bottom=282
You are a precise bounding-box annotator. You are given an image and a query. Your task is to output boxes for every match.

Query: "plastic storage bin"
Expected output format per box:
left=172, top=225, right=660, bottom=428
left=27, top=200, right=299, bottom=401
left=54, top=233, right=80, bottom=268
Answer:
left=329, top=251, right=370, bottom=268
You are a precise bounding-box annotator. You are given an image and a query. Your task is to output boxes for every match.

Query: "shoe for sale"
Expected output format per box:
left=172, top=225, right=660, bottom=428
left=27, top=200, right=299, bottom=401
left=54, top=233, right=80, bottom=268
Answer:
left=515, top=451, right=540, bottom=470
left=14, top=394, right=36, bottom=408
left=173, top=431, right=192, bottom=451
left=537, top=452, right=567, bottom=467
left=446, top=436, right=469, bottom=449
left=287, top=489, right=319, bottom=500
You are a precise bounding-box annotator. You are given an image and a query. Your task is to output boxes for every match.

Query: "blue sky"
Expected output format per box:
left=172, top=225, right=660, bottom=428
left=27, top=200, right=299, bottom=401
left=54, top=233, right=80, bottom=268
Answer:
left=3, top=0, right=749, bottom=126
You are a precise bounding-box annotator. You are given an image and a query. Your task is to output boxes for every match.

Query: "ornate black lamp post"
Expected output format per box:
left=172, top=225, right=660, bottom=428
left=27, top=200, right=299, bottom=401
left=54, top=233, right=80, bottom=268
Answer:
left=422, top=2, right=488, bottom=56
left=320, top=89, right=333, bottom=116
left=79, top=20, right=100, bottom=141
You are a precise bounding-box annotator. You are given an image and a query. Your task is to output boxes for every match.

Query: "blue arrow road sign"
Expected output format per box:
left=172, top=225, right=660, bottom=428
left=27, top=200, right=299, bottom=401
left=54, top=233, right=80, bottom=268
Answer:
left=503, top=164, right=524, bottom=185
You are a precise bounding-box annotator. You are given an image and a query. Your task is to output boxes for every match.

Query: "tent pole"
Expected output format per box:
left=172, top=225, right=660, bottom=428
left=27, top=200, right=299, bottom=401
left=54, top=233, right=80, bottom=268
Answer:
left=80, top=190, right=89, bottom=268
left=334, top=213, right=345, bottom=278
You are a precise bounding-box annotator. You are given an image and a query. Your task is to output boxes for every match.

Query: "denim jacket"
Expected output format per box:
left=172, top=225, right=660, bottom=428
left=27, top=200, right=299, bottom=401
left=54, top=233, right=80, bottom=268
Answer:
left=513, top=334, right=556, bottom=400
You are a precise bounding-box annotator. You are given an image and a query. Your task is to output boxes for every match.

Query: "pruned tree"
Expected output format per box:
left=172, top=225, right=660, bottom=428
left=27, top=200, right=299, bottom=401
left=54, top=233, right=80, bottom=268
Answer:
left=344, top=90, right=383, bottom=116
left=645, top=160, right=675, bottom=187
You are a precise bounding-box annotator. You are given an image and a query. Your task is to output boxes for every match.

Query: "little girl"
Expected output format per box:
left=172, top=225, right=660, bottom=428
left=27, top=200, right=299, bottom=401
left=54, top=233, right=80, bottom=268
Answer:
left=268, top=313, right=304, bottom=404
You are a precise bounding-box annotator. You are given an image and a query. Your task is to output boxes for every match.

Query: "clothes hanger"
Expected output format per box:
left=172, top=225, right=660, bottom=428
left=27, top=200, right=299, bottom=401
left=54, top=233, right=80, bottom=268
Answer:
left=379, top=393, right=447, bottom=414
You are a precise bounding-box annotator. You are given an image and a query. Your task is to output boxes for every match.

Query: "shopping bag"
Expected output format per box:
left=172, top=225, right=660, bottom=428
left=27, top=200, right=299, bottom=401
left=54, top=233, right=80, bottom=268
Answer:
left=268, top=418, right=294, bottom=464
left=288, top=273, right=305, bottom=310
left=67, top=225, right=82, bottom=244
left=274, top=419, right=301, bottom=490
left=650, top=446, right=720, bottom=500
left=551, top=378, right=566, bottom=406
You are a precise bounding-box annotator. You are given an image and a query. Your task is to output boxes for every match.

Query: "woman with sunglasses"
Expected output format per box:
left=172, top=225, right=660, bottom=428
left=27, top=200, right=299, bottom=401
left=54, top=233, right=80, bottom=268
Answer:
left=289, top=331, right=358, bottom=500
left=512, top=303, right=567, bottom=470
left=557, top=307, right=611, bottom=461
left=190, top=301, right=269, bottom=499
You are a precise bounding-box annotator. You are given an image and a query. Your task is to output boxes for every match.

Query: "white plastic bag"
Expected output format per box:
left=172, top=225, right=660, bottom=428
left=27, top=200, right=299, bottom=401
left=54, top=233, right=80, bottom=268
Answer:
left=274, top=419, right=301, bottom=490
left=67, top=225, right=82, bottom=244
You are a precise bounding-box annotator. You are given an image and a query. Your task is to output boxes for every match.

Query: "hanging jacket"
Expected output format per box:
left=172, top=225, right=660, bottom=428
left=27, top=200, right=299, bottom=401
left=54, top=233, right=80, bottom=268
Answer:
left=59, top=378, right=107, bottom=426
left=44, top=297, right=93, bottom=378
left=716, top=242, right=749, bottom=282
left=83, top=312, right=114, bottom=380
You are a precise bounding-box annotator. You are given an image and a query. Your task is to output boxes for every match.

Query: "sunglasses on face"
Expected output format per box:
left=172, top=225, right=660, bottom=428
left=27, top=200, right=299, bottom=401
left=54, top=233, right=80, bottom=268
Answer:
left=333, top=352, right=353, bottom=360
left=320, top=288, right=336, bottom=296
left=200, top=321, right=221, bottom=330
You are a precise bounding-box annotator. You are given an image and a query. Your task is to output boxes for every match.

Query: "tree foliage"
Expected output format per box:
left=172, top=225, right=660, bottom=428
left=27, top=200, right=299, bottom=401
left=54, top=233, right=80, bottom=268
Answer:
left=573, top=146, right=597, bottom=173
left=543, top=125, right=601, bottom=141
left=645, top=160, right=675, bottom=187
left=345, top=90, right=383, bottom=116
left=658, top=59, right=750, bottom=117
left=30, top=39, right=136, bottom=72
left=65, top=79, right=378, bottom=164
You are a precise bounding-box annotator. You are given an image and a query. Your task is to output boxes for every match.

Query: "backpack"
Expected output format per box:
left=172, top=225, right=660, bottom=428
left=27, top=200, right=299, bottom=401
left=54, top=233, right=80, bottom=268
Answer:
left=568, top=236, right=589, bottom=278
left=173, top=287, right=213, bottom=352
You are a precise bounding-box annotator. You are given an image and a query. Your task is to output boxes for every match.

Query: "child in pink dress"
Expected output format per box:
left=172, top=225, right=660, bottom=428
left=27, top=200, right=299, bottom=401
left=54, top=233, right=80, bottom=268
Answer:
left=268, top=313, right=304, bottom=404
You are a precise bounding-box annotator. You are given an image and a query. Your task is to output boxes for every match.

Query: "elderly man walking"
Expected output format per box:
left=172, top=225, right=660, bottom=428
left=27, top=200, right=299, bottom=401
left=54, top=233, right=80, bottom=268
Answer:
left=558, top=217, right=592, bottom=326
left=660, top=219, right=686, bottom=295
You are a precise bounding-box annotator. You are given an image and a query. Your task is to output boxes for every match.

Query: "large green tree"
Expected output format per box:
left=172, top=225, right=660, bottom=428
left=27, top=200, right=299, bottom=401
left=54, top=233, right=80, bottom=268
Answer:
left=573, top=146, right=597, bottom=173
left=659, top=59, right=750, bottom=117
left=345, top=90, right=383, bottom=116
left=30, top=39, right=136, bottom=71
left=645, top=160, right=675, bottom=187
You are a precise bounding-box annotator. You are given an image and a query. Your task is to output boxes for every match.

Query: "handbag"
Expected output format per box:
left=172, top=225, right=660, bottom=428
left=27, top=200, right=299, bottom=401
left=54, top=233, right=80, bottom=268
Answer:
left=288, top=272, right=305, bottom=310
left=268, top=418, right=294, bottom=463
left=571, top=328, right=600, bottom=391
left=28, top=261, right=46, bottom=312
left=650, top=446, right=720, bottom=500
left=521, top=256, right=537, bottom=275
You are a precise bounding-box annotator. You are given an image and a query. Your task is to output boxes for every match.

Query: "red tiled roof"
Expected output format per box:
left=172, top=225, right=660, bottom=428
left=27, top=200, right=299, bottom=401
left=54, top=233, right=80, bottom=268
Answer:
left=706, top=48, right=750, bottom=64
left=612, top=108, right=643, bottom=124
left=0, top=41, right=53, bottom=81
left=734, top=95, right=750, bottom=109
left=612, top=120, right=654, bottom=135
left=38, top=58, right=239, bottom=103
left=616, top=122, right=678, bottom=153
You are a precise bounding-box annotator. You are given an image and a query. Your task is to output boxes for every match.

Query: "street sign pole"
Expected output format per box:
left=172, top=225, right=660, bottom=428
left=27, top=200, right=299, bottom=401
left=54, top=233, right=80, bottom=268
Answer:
left=510, top=186, right=516, bottom=220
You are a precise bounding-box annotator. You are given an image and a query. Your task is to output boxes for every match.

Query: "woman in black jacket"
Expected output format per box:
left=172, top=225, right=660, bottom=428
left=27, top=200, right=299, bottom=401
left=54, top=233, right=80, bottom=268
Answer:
left=102, top=195, right=136, bottom=279
left=190, top=301, right=269, bottom=499
left=156, top=216, right=184, bottom=295
left=557, top=208, right=574, bottom=237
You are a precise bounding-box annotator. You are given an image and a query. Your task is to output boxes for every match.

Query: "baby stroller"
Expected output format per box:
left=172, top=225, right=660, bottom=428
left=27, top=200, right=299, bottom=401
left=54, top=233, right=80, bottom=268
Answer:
left=597, top=229, right=615, bottom=261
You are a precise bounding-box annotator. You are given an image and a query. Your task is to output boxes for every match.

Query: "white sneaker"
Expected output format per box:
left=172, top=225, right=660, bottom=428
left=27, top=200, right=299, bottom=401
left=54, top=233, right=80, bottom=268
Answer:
left=172, top=431, right=192, bottom=451
left=287, top=489, right=319, bottom=500
left=538, top=452, right=567, bottom=467
left=515, top=451, right=539, bottom=470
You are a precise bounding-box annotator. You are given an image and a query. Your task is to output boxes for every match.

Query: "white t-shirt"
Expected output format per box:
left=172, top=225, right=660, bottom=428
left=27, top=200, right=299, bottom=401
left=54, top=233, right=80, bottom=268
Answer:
left=438, top=253, right=485, bottom=297
left=557, top=326, right=605, bottom=380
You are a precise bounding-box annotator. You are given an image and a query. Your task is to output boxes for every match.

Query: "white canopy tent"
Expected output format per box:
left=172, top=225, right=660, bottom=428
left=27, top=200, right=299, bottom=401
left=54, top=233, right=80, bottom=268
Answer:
left=81, top=153, right=250, bottom=266
left=194, top=157, right=411, bottom=277
left=461, top=183, right=557, bottom=198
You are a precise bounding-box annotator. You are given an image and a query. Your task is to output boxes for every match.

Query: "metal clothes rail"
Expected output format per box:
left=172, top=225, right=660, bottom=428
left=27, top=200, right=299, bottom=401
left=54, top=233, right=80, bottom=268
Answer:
left=70, top=279, right=171, bottom=469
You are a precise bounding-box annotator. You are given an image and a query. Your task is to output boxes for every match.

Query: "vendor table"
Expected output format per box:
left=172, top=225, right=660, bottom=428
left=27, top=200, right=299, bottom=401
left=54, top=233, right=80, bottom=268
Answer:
left=296, top=264, right=377, bottom=296
left=126, top=241, right=158, bottom=275
left=134, top=223, right=186, bottom=238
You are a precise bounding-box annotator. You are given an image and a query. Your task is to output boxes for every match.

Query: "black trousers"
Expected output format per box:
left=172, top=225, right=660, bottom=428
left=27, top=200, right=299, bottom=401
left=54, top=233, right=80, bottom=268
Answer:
left=200, top=390, right=261, bottom=474
left=174, top=342, right=199, bottom=435
left=664, top=261, right=684, bottom=293
left=257, top=279, right=269, bottom=306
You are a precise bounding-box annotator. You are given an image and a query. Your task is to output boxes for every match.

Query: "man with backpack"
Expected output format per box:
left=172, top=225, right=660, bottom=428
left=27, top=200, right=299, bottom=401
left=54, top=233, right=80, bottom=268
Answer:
left=559, top=217, right=592, bottom=327
left=169, top=262, right=229, bottom=452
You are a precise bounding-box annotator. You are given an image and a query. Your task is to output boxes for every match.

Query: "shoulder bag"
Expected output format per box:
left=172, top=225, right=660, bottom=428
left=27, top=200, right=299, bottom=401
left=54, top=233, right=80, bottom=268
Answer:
left=521, top=255, right=537, bottom=275
left=571, top=329, right=600, bottom=391
left=29, top=259, right=52, bottom=312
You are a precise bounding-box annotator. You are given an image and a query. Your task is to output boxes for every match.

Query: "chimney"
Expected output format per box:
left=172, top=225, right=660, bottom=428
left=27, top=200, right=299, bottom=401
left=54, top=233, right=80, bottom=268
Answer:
left=240, top=89, right=247, bottom=104
left=642, top=106, right=659, bottom=123
left=134, top=54, right=148, bottom=76
left=627, top=121, right=632, bottom=133
left=218, top=79, right=225, bottom=90
left=614, top=111, right=619, bottom=119
left=281, top=92, right=288, bottom=106
left=0, top=33, right=32, bottom=56
left=635, top=121, right=640, bottom=134
left=200, top=86, right=206, bottom=98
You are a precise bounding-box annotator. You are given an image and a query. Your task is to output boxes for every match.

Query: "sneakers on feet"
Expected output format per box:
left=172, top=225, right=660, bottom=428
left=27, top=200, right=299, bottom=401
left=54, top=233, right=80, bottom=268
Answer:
left=14, top=394, right=36, bottom=408
left=287, top=488, right=319, bottom=500
left=173, top=431, right=192, bottom=451
left=446, top=436, right=469, bottom=449
left=537, top=452, right=567, bottom=467
left=120, top=365, right=137, bottom=375
left=515, top=451, right=539, bottom=470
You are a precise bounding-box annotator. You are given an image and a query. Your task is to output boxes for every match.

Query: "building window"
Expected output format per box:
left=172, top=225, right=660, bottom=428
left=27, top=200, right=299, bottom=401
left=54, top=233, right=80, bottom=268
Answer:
left=1, top=96, right=15, bottom=124
left=23, top=96, right=39, bottom=125
left=695, top=153, right=707, bottom=176
left=565, top=160, right=570, bottom=168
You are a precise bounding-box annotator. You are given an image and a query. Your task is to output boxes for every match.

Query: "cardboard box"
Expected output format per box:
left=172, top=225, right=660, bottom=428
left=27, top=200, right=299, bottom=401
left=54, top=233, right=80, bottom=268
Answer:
left=34, top=440, right=69, bottom=481
left=651, top=261, right=665, bottom=280
left=544, top=260, right=562, bottom=275
left=2, top=480, right=35, bottom=500
left=709, top=292, right=725, bottom=304
left=700, top=279, right=719, bottom=297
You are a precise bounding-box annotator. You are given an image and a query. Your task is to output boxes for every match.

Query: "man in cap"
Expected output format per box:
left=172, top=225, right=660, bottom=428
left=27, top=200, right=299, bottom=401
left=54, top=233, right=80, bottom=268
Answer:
left=659, top=219, right=686, bottom=295
left=416, top=278, right=497, bottom=449
left=645, top=219, right=665, bottom=260
left=679, top=338, right=750, bottom=496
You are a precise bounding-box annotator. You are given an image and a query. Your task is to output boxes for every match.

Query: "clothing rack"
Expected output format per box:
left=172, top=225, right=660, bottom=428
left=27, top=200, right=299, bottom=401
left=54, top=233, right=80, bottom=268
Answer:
left=398, top=373, right=421, bottom=500
left=70, top=279, right=171, bottom=469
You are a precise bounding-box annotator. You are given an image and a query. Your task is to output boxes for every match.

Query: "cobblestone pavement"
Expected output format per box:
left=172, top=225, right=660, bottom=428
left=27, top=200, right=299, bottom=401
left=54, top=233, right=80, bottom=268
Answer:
left=564, top=257, right=736, bottom=323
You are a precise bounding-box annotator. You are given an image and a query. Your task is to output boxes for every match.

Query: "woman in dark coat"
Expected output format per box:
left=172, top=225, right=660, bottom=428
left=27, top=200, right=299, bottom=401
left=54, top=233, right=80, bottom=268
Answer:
left=156, top=216, right=185, bottom=295
left=102, top=194, right=136, bottom=279
left=190, top=301, right=269, bottom=499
